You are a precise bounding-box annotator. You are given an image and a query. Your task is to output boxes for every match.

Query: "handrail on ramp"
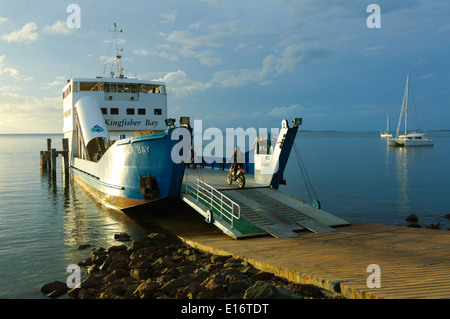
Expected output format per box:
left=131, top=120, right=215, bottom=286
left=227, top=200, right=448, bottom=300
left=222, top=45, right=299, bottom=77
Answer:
left=183, top=174, right=240, bottom=228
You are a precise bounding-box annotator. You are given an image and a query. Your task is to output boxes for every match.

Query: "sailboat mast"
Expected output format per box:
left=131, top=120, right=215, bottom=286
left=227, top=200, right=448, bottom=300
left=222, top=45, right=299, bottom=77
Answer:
left=404, top=74, right=409, bottom=136
left=395, top=74, right=410, bottom=138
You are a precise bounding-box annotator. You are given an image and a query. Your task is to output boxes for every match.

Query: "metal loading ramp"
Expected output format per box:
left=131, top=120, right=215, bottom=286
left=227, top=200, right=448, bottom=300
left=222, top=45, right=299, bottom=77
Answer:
left=180, top=171, right=349, bottom=239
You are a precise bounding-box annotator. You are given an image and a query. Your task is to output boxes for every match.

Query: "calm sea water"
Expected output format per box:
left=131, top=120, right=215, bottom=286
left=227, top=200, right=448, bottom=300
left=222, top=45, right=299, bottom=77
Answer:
left=1, top=131, right=449, bottom=298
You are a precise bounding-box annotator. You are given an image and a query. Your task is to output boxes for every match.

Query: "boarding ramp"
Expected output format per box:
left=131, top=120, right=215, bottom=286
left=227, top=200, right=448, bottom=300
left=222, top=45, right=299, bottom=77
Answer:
left=180, top=168, right=349, bottom=239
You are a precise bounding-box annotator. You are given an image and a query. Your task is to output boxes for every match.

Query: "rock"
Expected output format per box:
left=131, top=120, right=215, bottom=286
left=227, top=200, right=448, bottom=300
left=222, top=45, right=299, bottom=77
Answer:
left=294, top=284, right=323, bottom=298
left=108, top=244, right=128, bottom=254
left=250, top=270, right=274, bottom=281
left=80, top=273, right=103, bottom=289
left=405, top=214, right=419, bottom=223
left=111, top=269, right=129, bottom=279
left=241, top=265, right=260, bottom=276
left=130, top=268, right=152, bottom=281
left=40, top=281, right=68, bottom=298
left=78, top=244, right=92, bottom=250
left=407, top=223, right=421, bottom=228
left=426, top=223, right=440, bottom=229
left=197, top=285, right=227, bottom=299
left=202, top=273, right=227, bottom=290
left=210, top=255, right=232, bottom=264
left=160, top=277, right=189, bottom=296
left=132, top=280, right=160, bottom=299
left=78, top=257, right=93, bottom=267
left=229, top=279, right=253, bottom=295
left=114, top=233, right=131, bottom=241
left=244, top=281, right=302, bottom=299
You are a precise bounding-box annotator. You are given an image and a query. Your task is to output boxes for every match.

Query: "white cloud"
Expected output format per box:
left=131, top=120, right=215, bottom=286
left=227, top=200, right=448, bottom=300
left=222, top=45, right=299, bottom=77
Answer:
left=267, top=104, right=303, bottom=117
left=421, top=74, right=433, bottom=80
left=360, top=46, right=384, bottom=57
left=0, top=55, right=20, bottom=80
left=0, top=93, right=61, bottom=133
left=2, top=22, right=39, bottom=43
left=156, top=70, right=211, bottom=98
left=133, top=49, right=152, bottom=56
left=160, top=11, right=177, bottom=24
left=43, top=20, right=73, bottom=35
left=0, top=17, right=9, bottom=25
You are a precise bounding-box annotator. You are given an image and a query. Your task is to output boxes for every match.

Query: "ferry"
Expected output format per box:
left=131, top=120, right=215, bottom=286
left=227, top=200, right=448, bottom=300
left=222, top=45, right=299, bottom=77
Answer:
left=62, top=25, right=188, bottom=209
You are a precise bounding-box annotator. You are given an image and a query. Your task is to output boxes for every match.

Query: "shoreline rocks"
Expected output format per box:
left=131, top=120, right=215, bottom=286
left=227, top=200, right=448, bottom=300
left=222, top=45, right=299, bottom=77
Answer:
left=41, top=232, right=343, bottom=300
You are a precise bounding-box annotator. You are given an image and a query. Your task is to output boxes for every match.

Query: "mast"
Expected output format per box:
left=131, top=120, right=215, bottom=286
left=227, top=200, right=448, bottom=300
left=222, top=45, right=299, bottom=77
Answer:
left=395, top=73, right=410, bottom=138
left=109, top=23, right=124, bottom=78
left=404, top=73, right=409, bottom=136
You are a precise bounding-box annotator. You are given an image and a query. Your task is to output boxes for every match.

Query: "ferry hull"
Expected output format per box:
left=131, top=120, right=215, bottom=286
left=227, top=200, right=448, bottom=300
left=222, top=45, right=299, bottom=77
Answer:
left=69, top=132, right=185, bottom=210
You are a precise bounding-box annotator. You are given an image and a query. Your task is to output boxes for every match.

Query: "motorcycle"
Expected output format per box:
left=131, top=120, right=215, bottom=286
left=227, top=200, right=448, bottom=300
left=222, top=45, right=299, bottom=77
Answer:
left=227, top=165, right=246, bottom=188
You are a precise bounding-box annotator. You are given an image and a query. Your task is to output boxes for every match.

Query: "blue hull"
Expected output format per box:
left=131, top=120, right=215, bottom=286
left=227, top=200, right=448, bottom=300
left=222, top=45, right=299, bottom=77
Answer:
left=70, top=131, right=185, bottom=209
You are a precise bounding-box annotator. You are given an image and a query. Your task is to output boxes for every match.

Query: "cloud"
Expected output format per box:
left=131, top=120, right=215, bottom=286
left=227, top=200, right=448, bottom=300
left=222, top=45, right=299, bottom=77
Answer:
left=160, top=11, right=177, bottom=24
left=133, top=49, right=152, bottom=56
left=421, top=74, right=433, bottom=80
left=211, top=44, right=332, bottom=88
left=155, top=70, right=212, bottom=98
left=0, top=17, right=9, bottom=25
left=43, top=20, right=73, bottom=35
left=360, top=46, right=384, bottom=57
left=0, top=93, right=60, bottom=133
left=267, top=104, right=304, bottom=117
left=2, top=22, right=39, bottom=43
left=165, top=20, right=238, bottom=66
left=0, top=55, right=20, bottom=80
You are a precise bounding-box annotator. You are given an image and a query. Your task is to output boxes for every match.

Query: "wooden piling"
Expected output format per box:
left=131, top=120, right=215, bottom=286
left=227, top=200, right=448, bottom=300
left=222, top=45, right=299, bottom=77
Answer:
left=62, top=138, right=69, bottom=176
left=40, top=137, right=71, bottom=177
left=51, top=148, right=57, bottom=178
left=47, top=138, right=52, bottom=170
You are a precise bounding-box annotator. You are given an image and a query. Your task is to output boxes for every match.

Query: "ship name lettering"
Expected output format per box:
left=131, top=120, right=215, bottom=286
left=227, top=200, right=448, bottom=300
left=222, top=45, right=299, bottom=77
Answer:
left=136, top=145, right=150, bottom=154
left=104, top=119, right=142, bottom=128
left=145, top=120, right=158, bottom=127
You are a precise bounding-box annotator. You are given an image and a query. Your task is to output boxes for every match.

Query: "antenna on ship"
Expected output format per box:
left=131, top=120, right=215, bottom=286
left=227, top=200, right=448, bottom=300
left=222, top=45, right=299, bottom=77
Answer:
left=108, top=22, right=124, bottom=78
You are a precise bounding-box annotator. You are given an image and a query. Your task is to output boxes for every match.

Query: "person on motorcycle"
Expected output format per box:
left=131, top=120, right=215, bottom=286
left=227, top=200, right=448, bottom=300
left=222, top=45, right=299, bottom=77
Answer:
left=230, top=146, right=243, bottom=177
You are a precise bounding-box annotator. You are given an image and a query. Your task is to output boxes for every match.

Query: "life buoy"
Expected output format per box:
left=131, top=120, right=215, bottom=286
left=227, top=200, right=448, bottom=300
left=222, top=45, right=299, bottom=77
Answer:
left=109, top=96, right=113, bottom=100
left=312, top=200, right=321, bottom=209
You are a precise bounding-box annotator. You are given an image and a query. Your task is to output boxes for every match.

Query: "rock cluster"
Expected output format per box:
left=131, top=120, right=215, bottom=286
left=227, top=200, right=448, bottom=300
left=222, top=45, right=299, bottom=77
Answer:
left=41, top=232, right=341, bottom=300
left=406, top=214, right=450, bottom=230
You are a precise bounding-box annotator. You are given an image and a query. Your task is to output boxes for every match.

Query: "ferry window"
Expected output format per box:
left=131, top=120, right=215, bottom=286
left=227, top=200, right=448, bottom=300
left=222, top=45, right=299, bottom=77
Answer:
left=104, top=84, right=110, bottom=93
left=154, top=108, right=162, bottom=115
left=111, top=108, right=119, bottom=115
left=138, top=108, right=146, bottom=115
left=126, top=108, right=135, bottom=115
left=80, top=82, right=98, bottom=91
left=131, top=84, right=138, bottom=93
left=125, top=84, right=130, bottom=93
left=101, top=108, right=107, bottom=115
left=117, top=84, right=124, bottom=93
left=110, top=84, right=116, bottom=93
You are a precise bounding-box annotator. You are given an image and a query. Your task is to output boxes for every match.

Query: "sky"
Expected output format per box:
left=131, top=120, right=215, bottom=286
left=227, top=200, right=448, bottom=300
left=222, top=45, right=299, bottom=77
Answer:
left=0, top=0, right=449, bottom=133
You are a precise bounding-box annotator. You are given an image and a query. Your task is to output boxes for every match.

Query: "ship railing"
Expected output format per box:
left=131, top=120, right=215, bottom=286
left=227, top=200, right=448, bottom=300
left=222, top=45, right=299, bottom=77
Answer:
left=183, top=174, right=240, bottom=228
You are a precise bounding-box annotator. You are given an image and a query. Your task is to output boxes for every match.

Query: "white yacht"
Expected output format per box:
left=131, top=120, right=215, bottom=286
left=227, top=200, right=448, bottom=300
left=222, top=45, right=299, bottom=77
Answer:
left=388, top=74, right=433, bottom=147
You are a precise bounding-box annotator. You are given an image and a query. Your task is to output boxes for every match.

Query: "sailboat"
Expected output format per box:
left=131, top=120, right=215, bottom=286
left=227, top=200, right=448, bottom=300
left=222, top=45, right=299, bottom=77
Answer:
left=380, top=115, right=392, bottom=138
left=388, top=74, right=433, bottom=147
